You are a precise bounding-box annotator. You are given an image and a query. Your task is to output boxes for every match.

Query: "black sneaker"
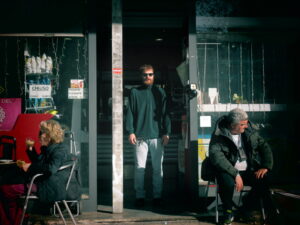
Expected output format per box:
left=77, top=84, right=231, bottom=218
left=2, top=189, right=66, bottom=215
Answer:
left=153, top=198, right=163, bottom=207
left=223, top=209, right=234, bottom=225
left=135, top=198, right=145, bottom=208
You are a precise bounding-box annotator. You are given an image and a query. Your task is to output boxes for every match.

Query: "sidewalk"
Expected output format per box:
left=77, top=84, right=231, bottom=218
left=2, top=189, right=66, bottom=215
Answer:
left=31, top=206, right=250, bottom=225
left=29, top=197, right=251, bottom=225
left=27, top=179, right=267, bottom=224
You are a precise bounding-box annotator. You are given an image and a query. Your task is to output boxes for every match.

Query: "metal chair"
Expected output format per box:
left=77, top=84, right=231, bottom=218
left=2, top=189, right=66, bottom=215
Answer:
left=238, top=186, right=282, bottom=223
left=0, top=135, right=16, bottom=160
left=205, top=179, right=267, bottom=224
left=51, top=130, right=80, bottom=217
left=205, top=178, right=222, bottom=224
left=53, top=155, right=81, bottom=218
left=19, top=160, right=77, bottom=225
left=238, top=186, right=266, bottom=221
left=64, top=130, right=78, bottom=155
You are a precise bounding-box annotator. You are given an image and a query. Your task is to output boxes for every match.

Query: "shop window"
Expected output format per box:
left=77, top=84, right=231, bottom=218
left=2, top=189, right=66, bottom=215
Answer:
left=196, top=41, right=288, bottom=105
left=0, top=36, right=90, bottom=197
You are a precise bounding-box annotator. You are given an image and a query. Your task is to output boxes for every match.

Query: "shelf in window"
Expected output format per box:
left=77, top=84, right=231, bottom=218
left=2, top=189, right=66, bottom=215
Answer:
left=197, top=104, right=287, bottom=112
left=25, top=73, right=56, bottom=80
left=25, top=106, right=54, bottom=110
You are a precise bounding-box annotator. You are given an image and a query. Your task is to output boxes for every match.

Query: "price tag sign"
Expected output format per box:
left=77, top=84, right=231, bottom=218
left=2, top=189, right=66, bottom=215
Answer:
left=29, top=85, right=52, bottom=98
left=68, top=88, right=87, bottom=99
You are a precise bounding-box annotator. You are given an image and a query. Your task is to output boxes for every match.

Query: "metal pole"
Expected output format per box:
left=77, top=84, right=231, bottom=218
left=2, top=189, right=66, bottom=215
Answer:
left=112, top=0, right=123, bottom=213
left=82, top=0, right=97, bottom=212
left=85, top=32, right=98, bottom=212
left=187, top=0, right=199, bottom=202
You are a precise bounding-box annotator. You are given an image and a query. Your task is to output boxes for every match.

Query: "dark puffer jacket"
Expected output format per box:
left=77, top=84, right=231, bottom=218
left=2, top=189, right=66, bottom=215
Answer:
left=209, top=116, right=273, bottom=178
left=26, top=143, right=79, bottom=203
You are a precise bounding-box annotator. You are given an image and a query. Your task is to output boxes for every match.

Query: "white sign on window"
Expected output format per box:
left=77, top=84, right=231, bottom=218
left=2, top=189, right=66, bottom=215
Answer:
left=29, top=85, right=52, bottom=98
left=200, top=116, right=211, bottom=127
left=68, top=88, right=87, bottom=99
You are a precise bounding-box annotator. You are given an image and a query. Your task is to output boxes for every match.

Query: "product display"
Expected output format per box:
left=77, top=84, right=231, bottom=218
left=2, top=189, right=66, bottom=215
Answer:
left=24, top=52, right=56, bottom=113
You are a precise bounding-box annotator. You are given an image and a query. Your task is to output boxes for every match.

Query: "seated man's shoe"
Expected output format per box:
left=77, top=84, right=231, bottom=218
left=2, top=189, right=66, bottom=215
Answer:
left=134, top=198, right=145, bottom=208
left=223, top=209, right=234, bottom=225
left=236, top=206, right=256, bottom=223
left=153, top=198, right=164, bottom=207
left=236, top=211, right=256, bottom=223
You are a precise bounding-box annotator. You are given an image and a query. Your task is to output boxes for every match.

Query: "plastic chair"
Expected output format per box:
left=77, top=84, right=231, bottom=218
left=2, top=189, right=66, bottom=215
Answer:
left=19, top=160, right=78, bottom=225
left=0, top=135, right=16, bottom=160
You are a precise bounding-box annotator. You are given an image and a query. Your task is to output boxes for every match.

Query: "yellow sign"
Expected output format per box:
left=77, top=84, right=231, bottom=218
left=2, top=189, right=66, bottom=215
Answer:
left=198, top=138, right=210, bottom=161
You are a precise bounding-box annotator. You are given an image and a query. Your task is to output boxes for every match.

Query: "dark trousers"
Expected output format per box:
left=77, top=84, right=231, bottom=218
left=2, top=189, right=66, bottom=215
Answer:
left=216, top=170, right=272, bottom=212
left=0, top=184, right=25, bottom=225
left=0, top=184, right=38, bottom=225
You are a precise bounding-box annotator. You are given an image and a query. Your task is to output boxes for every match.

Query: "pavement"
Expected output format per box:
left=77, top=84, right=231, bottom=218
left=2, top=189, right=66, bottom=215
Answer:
left=27, top=179, right=293, bottom=225
left=28, top=196, right=253, bottom=225
left=30, top=207, right=250, bottom=225
left=28, top=186, right=297, bottom=225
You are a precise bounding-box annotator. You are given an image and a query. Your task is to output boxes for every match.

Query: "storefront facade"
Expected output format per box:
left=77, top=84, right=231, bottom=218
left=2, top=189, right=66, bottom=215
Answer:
left=1, top=0, right=300, bottom=213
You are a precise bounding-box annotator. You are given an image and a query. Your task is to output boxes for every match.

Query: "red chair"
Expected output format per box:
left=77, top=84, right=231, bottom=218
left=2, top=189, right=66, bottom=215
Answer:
left=0, top=114, right=53, bottom=162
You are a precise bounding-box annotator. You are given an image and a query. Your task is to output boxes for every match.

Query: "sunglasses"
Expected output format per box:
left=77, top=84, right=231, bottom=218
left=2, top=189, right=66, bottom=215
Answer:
left=142, top=73, right=154, bottom=77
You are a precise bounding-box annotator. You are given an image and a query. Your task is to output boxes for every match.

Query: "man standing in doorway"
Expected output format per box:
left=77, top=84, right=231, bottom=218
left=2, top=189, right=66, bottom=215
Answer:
left=126, top=64, right=171, bottom=207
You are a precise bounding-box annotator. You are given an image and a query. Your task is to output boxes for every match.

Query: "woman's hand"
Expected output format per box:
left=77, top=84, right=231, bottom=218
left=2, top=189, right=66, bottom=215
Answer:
left=17, top=160, right=31, bottom=172
left=25, top=138, right=35, bottom=151
left=21, top=163, right=31, bottom=172
left=39, top=133, right=50, bottom=146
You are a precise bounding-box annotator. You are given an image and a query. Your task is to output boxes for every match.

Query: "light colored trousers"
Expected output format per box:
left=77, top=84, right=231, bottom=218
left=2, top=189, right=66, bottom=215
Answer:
left=134, top=138, right=164, bottom=199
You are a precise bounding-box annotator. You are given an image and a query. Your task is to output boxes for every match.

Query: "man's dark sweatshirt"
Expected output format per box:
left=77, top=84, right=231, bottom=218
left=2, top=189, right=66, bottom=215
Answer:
left=126, top=85, right=171, bottom=139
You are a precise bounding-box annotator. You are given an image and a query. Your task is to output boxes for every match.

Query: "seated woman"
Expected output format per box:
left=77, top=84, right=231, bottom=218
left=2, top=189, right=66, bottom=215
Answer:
left=0, top=119, right=79, bottom=225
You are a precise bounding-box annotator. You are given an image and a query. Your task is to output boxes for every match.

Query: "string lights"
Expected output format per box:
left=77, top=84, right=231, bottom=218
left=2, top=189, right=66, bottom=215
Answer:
left=76, top=39, right=81, bottom=79
left=83, top=36, right=88, bottom=79
left=4, top=39, right=8, bottom=96
left=16, top=38, right=24, bottom=95
left=228, top=43, right=231, bottom=103
left=51, top=37, right=60, bottom=89
left=250, top=43, right=254, bottom=103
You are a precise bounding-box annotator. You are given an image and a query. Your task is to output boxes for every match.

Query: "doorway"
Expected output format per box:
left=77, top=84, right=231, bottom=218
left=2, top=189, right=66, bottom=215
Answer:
left=97, top=0, right=189, bottom=209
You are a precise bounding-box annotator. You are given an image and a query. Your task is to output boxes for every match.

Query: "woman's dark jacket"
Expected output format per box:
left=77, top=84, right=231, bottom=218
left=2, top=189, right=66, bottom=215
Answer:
left=209, top=116, right=273, bottom=178
left=26, top=143, right=80, bottom=203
